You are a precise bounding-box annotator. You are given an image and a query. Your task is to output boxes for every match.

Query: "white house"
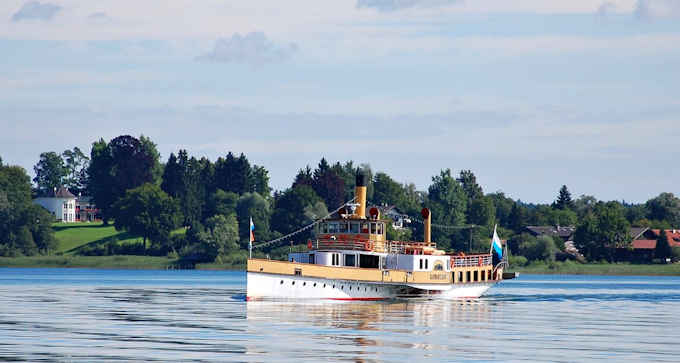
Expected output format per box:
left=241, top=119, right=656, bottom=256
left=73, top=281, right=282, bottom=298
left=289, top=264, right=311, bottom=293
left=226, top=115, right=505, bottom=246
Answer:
left=33, top=187, right=77, bottom=222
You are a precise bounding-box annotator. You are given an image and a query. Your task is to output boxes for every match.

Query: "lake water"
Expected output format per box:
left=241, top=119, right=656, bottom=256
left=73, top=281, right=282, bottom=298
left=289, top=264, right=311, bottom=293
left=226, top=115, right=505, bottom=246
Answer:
left=0, top=269, right=678, bottom=362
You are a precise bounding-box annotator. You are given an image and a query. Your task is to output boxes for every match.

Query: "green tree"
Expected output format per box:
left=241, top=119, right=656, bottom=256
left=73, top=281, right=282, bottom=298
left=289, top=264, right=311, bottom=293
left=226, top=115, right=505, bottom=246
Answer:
left=426, top=169, right=468, bottom=250
left=646, top=192, right=680, bottom=227
left=292, top=165, right=314, bottom=188
left=457, top=170, right=483, bottom=201
left=61, top=147, right=89, bottom=195
left=488, top=192, right=514, bottom=229
left=250, top=165, right=272, bottom=197
left=373, top=172, right=404, bottom=207
left=205, top=189, right=238, bottom=220
left=201, top=214, right=240, bottom=254
left=508, top=202, right=528, bottom=233
left=0, top=163, right=56, bottom=256
left=574, top=194, right=598, bottom=218
left=139, top=135, right=163, bottom=185
left=214, top=152, right=252, bottom=195
left=88, top=135, right=160, bottom=224
left=87, top=138, right=114, bottom=224
left=236, top=192, right=271, bottom=245
left=312, top=158, right=345, bottom=210
left=33, top=152, right=67, bottom=196
left=519, top=235, right=558, bottom=262
left=468, top=196, right=495, bottom=228
left=573, top=202, right=631, bottom=262
left=271, top=185, right=323, bottom=241
left=655, top=230, right=672, bottom=262
left=553, top=185, right=574, bottom=210
left=112, top=183, right=181, bottom=249
left=161, top=152, right=183, bottom=197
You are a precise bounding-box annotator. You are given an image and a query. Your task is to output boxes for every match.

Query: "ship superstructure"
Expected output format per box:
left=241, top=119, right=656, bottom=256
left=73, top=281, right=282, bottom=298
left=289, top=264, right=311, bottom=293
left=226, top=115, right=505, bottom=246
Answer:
left=246, top=171, right=508, bottom=300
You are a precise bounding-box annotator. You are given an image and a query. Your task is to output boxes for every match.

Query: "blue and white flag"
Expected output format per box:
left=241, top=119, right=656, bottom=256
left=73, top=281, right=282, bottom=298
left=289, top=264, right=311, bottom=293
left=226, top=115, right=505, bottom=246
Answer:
left=491, top=224, right=503, bottom=263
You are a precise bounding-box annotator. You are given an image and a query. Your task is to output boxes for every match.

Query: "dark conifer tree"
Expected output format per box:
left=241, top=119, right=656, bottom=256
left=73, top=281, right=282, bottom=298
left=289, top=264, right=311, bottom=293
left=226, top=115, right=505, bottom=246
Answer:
left=655, top=230, right=672, bottom=261
left=554, top=185, right=574, bottom=210
left=161, top=152, right=182, bottom=198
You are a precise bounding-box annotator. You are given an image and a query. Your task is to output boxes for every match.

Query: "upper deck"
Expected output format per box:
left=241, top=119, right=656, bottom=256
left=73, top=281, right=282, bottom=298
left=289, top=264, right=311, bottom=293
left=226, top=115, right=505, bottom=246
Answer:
left=314, top=218, right=444, bottom=255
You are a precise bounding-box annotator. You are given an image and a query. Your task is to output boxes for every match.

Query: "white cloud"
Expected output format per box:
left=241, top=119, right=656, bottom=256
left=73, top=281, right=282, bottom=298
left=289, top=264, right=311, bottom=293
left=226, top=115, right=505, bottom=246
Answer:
left=597, top=1, right=617, bottom=15
left=356, top=0, right=462, bottom=12
left=634, top=0, right=680, bottom=19
left=197, top=32, right=298, bottom=65
left=11, top=1, right=61, bottom=22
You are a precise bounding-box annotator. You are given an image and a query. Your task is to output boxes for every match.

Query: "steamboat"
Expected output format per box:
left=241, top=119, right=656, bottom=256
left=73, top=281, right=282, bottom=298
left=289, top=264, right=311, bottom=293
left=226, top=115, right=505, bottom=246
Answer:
left=246, top=171, right=511, bottom=300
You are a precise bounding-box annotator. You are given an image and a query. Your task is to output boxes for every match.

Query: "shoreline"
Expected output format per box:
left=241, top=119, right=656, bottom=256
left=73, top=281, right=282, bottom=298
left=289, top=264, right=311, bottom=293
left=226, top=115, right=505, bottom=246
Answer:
left=1, top=256, right=679, bottom=276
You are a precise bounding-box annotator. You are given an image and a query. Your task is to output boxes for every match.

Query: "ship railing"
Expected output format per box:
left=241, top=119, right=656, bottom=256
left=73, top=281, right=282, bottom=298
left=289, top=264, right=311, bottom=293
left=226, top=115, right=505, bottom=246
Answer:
left=316, top=238, right=376, bottom=251
left=451, top=254, right=492, bottom=267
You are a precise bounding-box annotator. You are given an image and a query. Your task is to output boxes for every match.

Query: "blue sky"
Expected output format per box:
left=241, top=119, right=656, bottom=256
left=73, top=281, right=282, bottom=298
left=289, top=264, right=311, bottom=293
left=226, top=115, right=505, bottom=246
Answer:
left=1, top=0, right=679, bottom=203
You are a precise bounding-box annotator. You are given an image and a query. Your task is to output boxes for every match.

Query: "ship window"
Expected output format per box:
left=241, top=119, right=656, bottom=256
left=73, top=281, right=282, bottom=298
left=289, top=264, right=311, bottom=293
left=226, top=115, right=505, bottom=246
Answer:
left=309, top=254, right=315, bottom=264
left=419, top=259, right=423, bottom=269
left=295, top=268, right=302, bottom=276
left=434, top=262, right=443, bottom=271
left=370, top=223, right=377, bottom=234
left=488, top=270, right=492, bottom=280
left=377, top=223, right=384, bottom=235
left=350, top=222, right=360, bottom=233
left=359, top=254, right=379, bottom=269
left=361, top=222, right=369, bottom=233
left=481, top=271, right=486, bottom=281
left=339, top=222, right=348, bottom=233
left=331, top=253, right=340, bottom=266
left=313, top=282, right=317, bottom=287
left=474, top=271, right=478, bottom=282
left=328, top=222, right=339, bottom=233
left=345, top=254, right=356, bottom=267
left=458, top=271, right=463, bottom=282
left=321, top=223, right=328, bottom=233
left=466, top=271, right=471, bottom=283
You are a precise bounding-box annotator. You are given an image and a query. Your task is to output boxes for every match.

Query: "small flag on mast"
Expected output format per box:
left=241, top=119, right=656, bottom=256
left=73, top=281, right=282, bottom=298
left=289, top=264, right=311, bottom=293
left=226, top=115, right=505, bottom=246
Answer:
left=249, top=217, right=255, bottom=258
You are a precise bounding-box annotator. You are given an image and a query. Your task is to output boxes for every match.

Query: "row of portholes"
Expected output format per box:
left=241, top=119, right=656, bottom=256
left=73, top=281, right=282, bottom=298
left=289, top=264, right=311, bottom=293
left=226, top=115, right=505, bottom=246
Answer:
left=280, top=279, right=379, bottom=292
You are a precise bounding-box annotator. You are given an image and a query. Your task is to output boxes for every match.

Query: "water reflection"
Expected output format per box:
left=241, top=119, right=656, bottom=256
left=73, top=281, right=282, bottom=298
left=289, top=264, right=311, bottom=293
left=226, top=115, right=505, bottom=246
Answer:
left=1, top=269, right=680, bottom=362
left=245, top=299, right=494, bottom=360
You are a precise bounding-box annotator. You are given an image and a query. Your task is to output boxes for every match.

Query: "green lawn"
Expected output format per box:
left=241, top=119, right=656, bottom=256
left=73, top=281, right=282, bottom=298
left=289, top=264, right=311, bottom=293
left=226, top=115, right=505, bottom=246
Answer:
left=53, top=222, right=143, bottom=253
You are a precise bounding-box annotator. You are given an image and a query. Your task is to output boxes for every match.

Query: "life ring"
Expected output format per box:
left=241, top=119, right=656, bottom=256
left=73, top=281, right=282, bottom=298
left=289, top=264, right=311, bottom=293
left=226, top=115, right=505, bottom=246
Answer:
left=307, top=240, right=313, bottom=249
left=478, top=257, right=483, bottom=266
left=364, top=241, right=372, bottom=250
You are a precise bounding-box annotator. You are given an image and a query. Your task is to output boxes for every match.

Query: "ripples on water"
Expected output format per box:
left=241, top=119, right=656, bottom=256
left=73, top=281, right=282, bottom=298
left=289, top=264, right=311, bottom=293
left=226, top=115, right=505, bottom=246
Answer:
left=1, top=269, right=679, bottom=362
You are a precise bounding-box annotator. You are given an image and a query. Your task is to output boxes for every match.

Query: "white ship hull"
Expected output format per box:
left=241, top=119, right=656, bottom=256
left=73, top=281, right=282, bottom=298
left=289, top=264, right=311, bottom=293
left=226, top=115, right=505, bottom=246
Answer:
left=247, top=272, right=495, bottom=301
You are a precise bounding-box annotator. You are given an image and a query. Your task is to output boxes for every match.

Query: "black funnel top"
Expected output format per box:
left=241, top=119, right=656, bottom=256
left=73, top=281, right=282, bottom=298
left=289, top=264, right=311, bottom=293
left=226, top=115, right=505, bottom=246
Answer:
left=355, top=170, right=368, bottom=187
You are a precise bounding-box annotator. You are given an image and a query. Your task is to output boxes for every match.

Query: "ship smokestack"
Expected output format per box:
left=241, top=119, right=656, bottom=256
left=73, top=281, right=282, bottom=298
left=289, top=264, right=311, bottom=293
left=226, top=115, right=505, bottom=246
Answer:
left=355, top=170, right=368, bottom=219
left=421, top=208, right=431, bottom=244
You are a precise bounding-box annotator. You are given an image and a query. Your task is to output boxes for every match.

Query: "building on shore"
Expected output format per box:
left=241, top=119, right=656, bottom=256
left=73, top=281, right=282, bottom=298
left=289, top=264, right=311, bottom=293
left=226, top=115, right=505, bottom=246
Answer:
left=33, top=187, right=100, bottom=223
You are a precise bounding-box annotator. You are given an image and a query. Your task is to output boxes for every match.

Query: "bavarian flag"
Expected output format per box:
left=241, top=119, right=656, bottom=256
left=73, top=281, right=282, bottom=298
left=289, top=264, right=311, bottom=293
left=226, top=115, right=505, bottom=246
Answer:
left=491, top=224, right=503, bottom=266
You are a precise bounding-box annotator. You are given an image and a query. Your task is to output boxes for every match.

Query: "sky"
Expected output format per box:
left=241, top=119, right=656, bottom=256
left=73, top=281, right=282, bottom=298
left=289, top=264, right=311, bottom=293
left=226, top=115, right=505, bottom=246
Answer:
left=1, top=0, right=679, bottom=204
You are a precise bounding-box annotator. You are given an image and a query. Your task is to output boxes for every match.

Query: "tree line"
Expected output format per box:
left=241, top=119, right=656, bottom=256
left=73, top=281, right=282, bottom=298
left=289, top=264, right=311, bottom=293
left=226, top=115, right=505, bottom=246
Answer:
left=2, top=135, right=680, bottom=265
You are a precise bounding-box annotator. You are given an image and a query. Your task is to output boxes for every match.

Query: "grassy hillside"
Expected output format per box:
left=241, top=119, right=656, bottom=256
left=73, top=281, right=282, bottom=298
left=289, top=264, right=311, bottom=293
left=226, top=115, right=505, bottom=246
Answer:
left=53, top=222, right=143, bottom=254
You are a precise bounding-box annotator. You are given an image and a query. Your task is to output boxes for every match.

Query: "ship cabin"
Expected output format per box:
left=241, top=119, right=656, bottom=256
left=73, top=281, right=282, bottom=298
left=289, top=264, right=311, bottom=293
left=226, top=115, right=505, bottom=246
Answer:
left=289, top=214, right=461, bottom=274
